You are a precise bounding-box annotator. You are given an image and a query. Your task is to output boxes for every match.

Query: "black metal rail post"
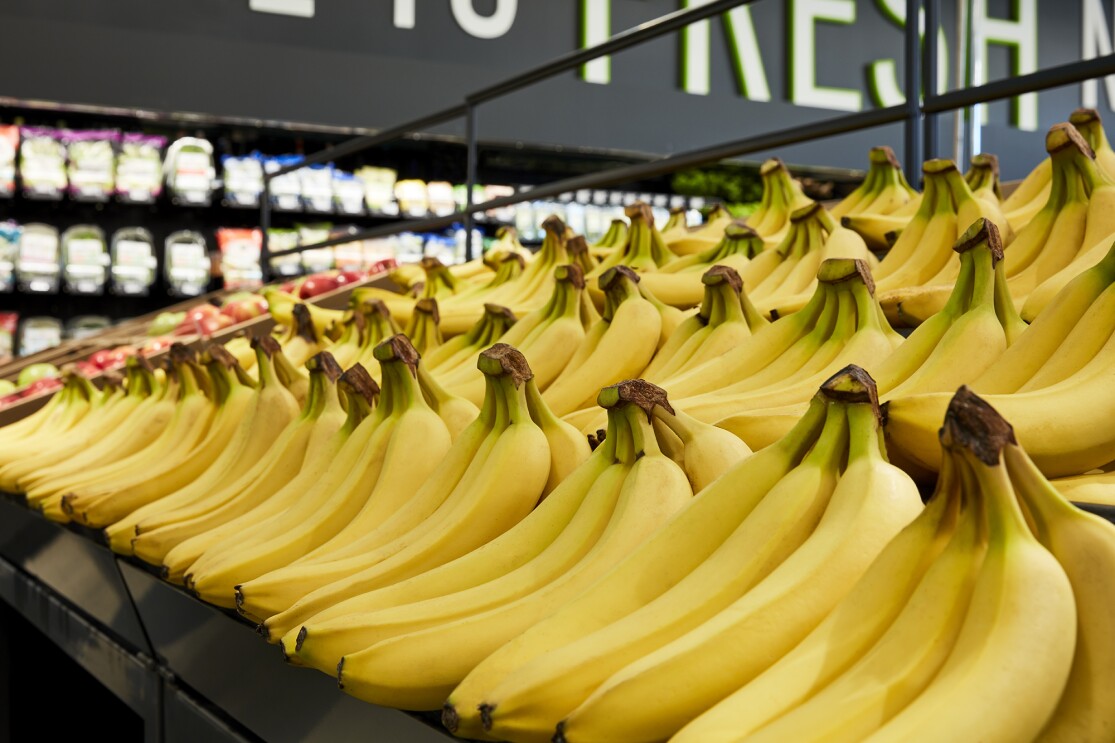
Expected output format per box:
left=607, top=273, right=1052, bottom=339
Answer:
left=905, top=0, right=923, bottom=183
left=464, top=104, right=478, bottom=262
left=923, top=0, right=940, bottom=161
left=259, top=179, right=272, bottom=283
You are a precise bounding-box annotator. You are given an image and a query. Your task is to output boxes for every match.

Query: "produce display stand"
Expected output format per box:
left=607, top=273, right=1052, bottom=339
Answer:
left=0, top=496, right=458, bottom=743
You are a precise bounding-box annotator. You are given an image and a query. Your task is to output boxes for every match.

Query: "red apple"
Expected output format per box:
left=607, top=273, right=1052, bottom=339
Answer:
left=334, top=270, right=365, bottom=287
left=184, top=303, right=221, bottom=324
left=220, top=295, right=268, bottom=323
left=23, top=377, right=63, bottom=397
left=141, top=336, right=174, bottom=356
left=87, top=349, right=116, bottom=369
left=0, top=392, right=21, bottom=408
left=198, top=314, right=235, bottom=337
left=299, top=274, right=340, bottom=299
left=75, top=361, right=100, bottom=377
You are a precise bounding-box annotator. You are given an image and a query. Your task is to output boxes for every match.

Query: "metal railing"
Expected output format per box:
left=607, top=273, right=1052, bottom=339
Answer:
left=259, top=0, right=1115, bottom=279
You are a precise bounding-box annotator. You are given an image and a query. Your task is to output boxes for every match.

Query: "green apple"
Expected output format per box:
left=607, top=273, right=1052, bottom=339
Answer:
left=17, top=363, right=60, bottom=388
left=149, top=311, right=186, bottom=337
left=0, top=380, right=15, bottom=396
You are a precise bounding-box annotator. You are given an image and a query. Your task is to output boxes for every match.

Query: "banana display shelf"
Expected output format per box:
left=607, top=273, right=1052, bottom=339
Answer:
left=0, top=271, right=466, bottom=743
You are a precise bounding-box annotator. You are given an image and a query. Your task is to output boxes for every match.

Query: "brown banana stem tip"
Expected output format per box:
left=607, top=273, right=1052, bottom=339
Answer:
left=251, top=333, right=281, bottom=357
left=478, top=704, right=495, bottom=731
left=954, top=218, right=1004, bottom=262
left=420, top=256, right=445, bottom=271
left=127, top=353, right=156, bottom=373
left=818, top=258, right=875, bottom=296
left=940, top=385, right=1016, bottom=465
left=101, top=370, right=125, bottom=388
left=307, top=351, right=344, bottom=382
left=542, top=215, right=567, bottom=236
left=1046, top=122, right=1095, bottom=159
left=790, top=201, right=823, bottom=222
left=821, top=364, right=881, bottom=423
left=599, top=265, right=640, bottom=291
left=566, top=235, right=589, bottom=255
left=373, top=334, right=420, bottom=372
left=597, top=379, right=674, bottom=419
left=295, top=626, right=308, bottom=651
left=292, top=303, right=318, bottom=342
left=556, top=263, right=586, bottom=289
left=760, top=157, right=786, bottom=175
left=478, top=343, right=534, bottom=386
left=205, top=343, right=238, bottom=369
left=168, top=343, right=195, bottom=365
left=361, top=298, right=391, bottom=318
left=1070, top=107, right=1101, bottom=125
left=922, top=158, right=958, bottom=174
left=670, top=206, right=685, bottom=215
left=870, top=145, right=901, bottom=169
left=502, top=252, right=527, bottom=269
left=724, top=220, right=758, bottom=239
left=338, top=363, right=380, bottom=403
left=414, top=297, right=440, bottom=325
left=554, top=721, right=568, bottom=743
left=702, top=264, right=743, bottom=292
left=442, top=704, right=460, bottom=733
left=624, top=202, right=654, bottom=224
left=971, top=152, right=1000, bottom=179
left=483, top=304, right=517, bottom=323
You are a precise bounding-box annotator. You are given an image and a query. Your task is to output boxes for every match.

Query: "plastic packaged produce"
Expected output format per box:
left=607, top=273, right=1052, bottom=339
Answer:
left=164, top=230, right=211, bottom=296
left=116, top=133, right=165, bottom=202
left=61, top=225, right=110, bottom=295
left=15, top=223, right=61, bottom=293
left=0, top=125, right=18, bottom=197
left=164, top=137, right=215, bottom=205
left=64, top=129, right=119, bottom=201
left=333, top=171, right=365, bottom=214
left=299, top=163, right=334, bottom=212
left=18, top=317, right=63, bottom=356
left=217, top=228, right=263, bottom=290
left=0, top=221, right=19, bottom=292
left=222, top=153, right=264, bottom=207
left=19, top=127, right=67, bottom=199
left=110, top=227, right=158, bottom=295
left=268, top=228, right=303, bottom=278
left=265, top=155, right=303, bottom=211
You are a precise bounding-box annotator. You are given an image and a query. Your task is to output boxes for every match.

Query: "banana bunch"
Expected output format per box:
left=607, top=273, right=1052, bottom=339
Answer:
left=637, top=221, right=763, bottom=309
left=720, top=219, right=1019, bottom=450
left=90, top=338, right=303, bottom=541
left=403, top=297, right=443, bottom=355
left=128, top=352, right=352, bottom=567
left=664, top=203, right=734, bottom=256
left=746, top=159, right=815, bottom=248
left=830, top=146, right=920, bottom=243
left=325, top=297, right=401, bottom=380
left=589, top=218, right=629, bottom=260
left=1012, top=128, right=1115, bottom=320
left=742, top=202, right=877, bottom=316
left=994, top=123, right=1115, bottom=313
left=1000, top=107, right=1115, bottom=233
left=586, top=203, right=675, bottom=281
left=291, top=380, right=696, bottom=711
left=659, top=206, right=688, bottom=239
left=422, top=303, right=516, bottom=375
left=437, top=264, right=592, bottom=405
left=449, top=225, right=531, bottom=282
left=640, top=259, right=901, bottom=431
left=671, top=388, right=1105, bottom=743
left=446, top=366, right=921, bottom=742
left=182, top=336, right=461, bottom=608
left=642, top=265, right=767, bottom=384
left=543, top=266, right=663, bottom=417
left=887, top=238, right=1115, bottom=477
left=0, top=360, right=156, bottom=494
left=870, top=159, right=1008, bottom=300
left=232, top=344, right=561, bottom=626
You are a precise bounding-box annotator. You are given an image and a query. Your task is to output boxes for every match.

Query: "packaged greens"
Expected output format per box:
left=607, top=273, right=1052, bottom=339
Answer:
left=299, top=162, right=334, bottom=212
left=164, top=230, right=211, bottom=296
left=61, top=224, right=110, bottom=295
left=216, top=227, right=262, bottom=290
left=164, top=137, right=215, bottom=205
left=65, top=129, right=119, bottom=201
left=18, top=317, right=63, bottom=356
left=116, top=133, right=165, bottom=203
left=110, top=226, right=158, bottom=295
left=265, top=155, right=302, bottom=211
left=296, top=222, right=334, bottom=273
left=15, top=223, right=61, bottom=292
left=19, top=127, right=67, bottom=199
left=332, top=170, right=365, bottom=214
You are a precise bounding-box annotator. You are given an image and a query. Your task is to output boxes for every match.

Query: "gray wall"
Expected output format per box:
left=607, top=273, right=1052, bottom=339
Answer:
left=0, top=0, right=1110, bottom=179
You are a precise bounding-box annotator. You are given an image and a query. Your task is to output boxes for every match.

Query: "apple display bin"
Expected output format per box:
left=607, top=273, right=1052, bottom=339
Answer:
left=0, top=495, right=459, bottom=743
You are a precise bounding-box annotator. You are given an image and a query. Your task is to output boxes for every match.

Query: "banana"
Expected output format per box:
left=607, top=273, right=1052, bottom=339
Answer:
left=588, top=203, right=674, bottom=278
left=545, top=369, right=921, bottom=743
left=542, top=266, right=662, bottom=416
left=638, top=221, right=761, bottom=309
left=667, top=204, right=734, bottom=256
left=160, top=366, right=375, bottom=585
left=99, top=337, right=302, bottom=551
left=1071, top=106, right=1115, bottom=179
left=831, top=146, right=918, bottom=221
left=334, top=381, right=691, bottom=711
left=0, top=376, right=95, bottom=465
left=425, top=304, right=516, bottom=374
left=523, top=376, right=591, bottom=497
left=1002, top=157, right=1052, bottom=234
left=415, top=359, right=480, bottom=441
left=128, top=352, right=346, bottom=566
left=866, top=391, right=1075, bottom=743
left=403, top=297, right=442, bottom=355
left=272, top=395, right=625, bottom=655
left=239, top=344, right=549, bottom=632
left=745, top=159, right=815, bottom=247
left=278, top=303, right=327, bottom=368
left=641, top=265, right=765, bottom=384
left=649, top=404, right=750, bottom=492
left=673, top=445, right=965, bottom=743
left=1005, top=442, right=1115, bottom=741
left=444, top=392, right=830, bottom=738
left=264, top=288, right=344, bottom=339
left=59, top=345, right=261, bottom=530
left=592, top=218, right=629, bottom=255
left=659, top=206, right=688, bottom=239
